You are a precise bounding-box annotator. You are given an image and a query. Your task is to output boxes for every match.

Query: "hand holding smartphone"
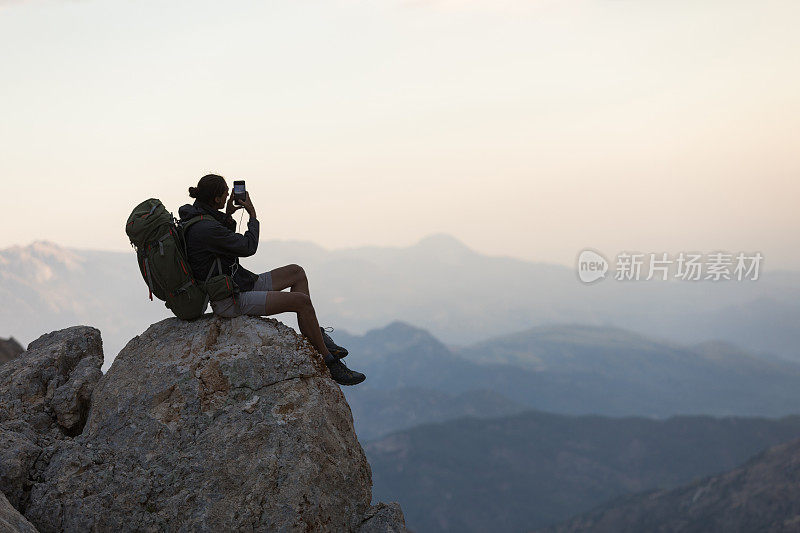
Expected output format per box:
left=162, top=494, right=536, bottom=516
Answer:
left=233, top=180, right=247, bottom=206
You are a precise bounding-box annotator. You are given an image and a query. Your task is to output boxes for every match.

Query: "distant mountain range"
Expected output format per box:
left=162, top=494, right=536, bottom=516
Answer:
left=0, top=241, right=165, bottom=370
left=546, top=437, right=800, bottom=533
left=344, top=387, right=527, bottom=441
left=342, top=319, right=800, bottom=531
left=342, top=321, right=800, bottom=428
left=365, top=412, right=800, bottom=532
left=1, top=237, right=799, bottom=369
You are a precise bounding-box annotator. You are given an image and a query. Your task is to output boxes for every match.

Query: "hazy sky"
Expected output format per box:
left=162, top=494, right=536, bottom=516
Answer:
left=1, top=0, right=798, bottom=269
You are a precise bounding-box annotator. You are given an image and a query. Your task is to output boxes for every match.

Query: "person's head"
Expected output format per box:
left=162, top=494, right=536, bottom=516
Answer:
left=189, top=174, right=228, bottom=210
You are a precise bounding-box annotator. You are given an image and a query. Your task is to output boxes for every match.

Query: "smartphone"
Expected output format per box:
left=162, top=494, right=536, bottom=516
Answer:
left=233, top=180, right=246, bottom=205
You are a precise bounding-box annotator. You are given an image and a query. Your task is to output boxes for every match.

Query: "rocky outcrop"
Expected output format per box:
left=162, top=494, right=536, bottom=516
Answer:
left=358, top=502, right=408, bottom=533
left=0, top=492, right=37, bottom=533
left=547, top=438, right=800, bottom=533
left=0, top=326, right=104, bottom=509
left=0, top=337, right=24, bottom=365
left=15, top=315, right=405, bottom=532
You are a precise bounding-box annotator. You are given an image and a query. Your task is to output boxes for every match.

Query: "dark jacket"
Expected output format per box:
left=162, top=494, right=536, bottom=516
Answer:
left=178, top=200, right=260, bottom=292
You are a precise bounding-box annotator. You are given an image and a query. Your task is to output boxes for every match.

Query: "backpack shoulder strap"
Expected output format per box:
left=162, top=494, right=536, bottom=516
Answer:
left=207, top=257, right=223, bottom=282
left=180, top=215, right=206, bottom=234
left=200, top=256, right=224, bottom=313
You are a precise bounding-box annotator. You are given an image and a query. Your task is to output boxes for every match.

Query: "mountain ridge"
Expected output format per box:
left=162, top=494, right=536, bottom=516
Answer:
left=344, top=320, right=800, bottom=419
left=545, top=437, right=800, bottom=532
left=365, top=410, right=800, bottom=532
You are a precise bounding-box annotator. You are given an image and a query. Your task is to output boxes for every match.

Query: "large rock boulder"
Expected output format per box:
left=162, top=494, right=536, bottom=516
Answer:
left=0, top=326, right=103, bottom=509
left=25, top=315, right=406, bottom=532
left=0, top=492, right=37, bottom=533
left=0, top=337, right=24, bottom=365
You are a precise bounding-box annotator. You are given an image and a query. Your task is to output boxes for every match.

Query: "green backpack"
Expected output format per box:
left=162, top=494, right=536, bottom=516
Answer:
left=125, top=199, right=233, bottom=320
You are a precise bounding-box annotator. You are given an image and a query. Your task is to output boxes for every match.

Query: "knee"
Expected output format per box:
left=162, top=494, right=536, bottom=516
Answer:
left=290, top=292, right=312, bottom=311
left=291, top=263, right=306, bottom=278
left=289, top=263, right=307, bottom=282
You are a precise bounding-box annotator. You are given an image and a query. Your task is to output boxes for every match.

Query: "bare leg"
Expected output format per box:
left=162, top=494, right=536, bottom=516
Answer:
left=262, top=290, right=331, bottom=359
left=270, top=264, right=309, bottom=295
left=268, top=264, right=313, bottom=334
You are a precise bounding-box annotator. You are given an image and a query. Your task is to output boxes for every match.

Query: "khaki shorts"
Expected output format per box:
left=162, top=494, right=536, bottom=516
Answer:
left=210, top=271, right=273, bottom=318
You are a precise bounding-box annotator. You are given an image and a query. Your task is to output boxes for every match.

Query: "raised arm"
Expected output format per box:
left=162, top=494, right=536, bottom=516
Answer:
left=204, top=215, right=259, bottom=257
left=202, top=192, right=259, bottom=257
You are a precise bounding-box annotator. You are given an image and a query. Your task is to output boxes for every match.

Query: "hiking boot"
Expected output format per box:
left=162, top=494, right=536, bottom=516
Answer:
left=326, top=359, right=366, bottom=386
left=320, top=326, right=348, bottom=359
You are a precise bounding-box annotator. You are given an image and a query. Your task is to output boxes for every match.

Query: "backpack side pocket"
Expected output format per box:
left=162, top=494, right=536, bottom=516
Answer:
left=204, top=274, right=239, bottom=302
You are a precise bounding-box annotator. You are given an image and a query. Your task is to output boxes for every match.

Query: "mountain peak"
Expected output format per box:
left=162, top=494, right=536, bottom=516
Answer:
left=369, top=320, right=441, bottom=341
left=414, top=233, right=472, bottom=252
left=0, top=240, right=83, bottom=270
left=383, top=320, right=427, bottom=333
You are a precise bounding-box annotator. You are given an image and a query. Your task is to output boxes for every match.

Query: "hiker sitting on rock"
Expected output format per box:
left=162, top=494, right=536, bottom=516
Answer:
left=178, top=173, right=366, bottom=386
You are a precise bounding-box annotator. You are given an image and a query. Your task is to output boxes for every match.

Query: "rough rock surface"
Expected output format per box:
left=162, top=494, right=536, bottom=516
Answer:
left=358, top=502, right=407, bottom=533
left=0, top=326, right=103, bottom=509
left=0, top=492, right=37, bottom=533
left=0, top=337, right=24, bottom=365
left=24, top=315, right=406, bottom=532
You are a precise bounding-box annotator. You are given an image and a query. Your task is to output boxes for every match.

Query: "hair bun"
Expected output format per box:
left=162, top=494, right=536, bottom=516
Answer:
left=188, top=186, right=197, bottom=198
